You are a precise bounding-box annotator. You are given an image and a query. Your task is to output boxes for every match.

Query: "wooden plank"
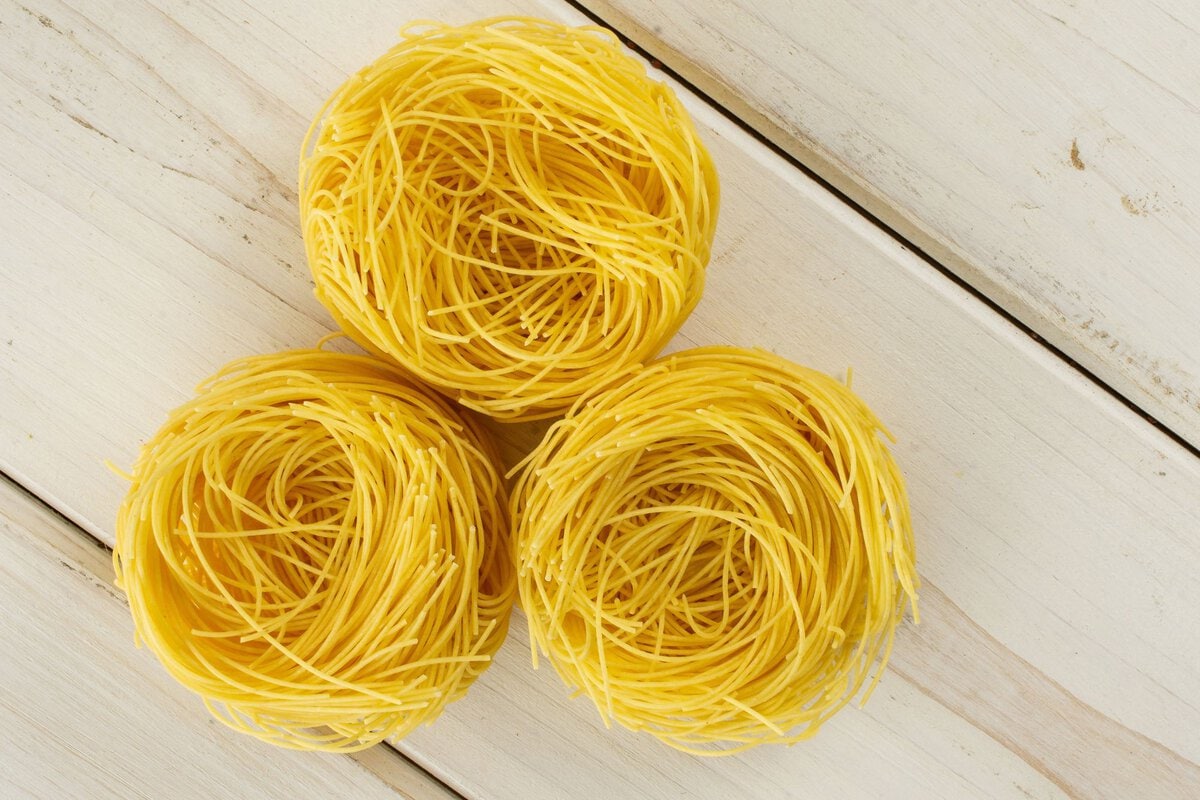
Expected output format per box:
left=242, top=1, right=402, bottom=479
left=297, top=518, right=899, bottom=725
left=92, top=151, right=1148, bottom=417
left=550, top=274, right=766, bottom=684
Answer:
left=579, top=0, right=1200, bottom=448
left=0, top=477, right=455, bottom=800
left=1, top=1, right=1198, bottom=798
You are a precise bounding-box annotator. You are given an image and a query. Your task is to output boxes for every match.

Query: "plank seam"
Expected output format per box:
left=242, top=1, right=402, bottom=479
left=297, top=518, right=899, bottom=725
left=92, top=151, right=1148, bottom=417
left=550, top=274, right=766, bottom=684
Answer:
left=565, top=0, right=1200, bottom=462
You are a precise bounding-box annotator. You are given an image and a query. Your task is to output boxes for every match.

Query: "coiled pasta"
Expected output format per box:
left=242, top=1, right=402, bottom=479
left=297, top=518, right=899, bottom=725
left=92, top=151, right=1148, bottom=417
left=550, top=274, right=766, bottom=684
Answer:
left=114, top=348, right=514, bottom=751
left=513, top=346, right=918, bottom=754
left=300, top=17, right=719, bottom=420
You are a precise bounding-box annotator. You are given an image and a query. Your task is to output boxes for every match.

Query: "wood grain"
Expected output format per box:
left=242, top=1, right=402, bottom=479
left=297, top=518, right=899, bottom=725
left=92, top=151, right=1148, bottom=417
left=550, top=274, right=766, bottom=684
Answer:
left=1, top=1, right=1198, bottom=798
left=0, top=477, right=454, bottom=800
left=579, top=0, right=1200, bottom=449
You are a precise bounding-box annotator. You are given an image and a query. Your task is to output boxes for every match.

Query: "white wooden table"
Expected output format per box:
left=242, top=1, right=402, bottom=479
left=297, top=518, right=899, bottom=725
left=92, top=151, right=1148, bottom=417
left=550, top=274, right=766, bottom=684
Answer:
left=2, top=2, right=1197, bottom=798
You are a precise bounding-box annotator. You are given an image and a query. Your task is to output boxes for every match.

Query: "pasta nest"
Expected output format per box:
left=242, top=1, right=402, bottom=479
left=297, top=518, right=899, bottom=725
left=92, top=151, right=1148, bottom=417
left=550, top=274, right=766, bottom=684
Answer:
left=513, top=346, right=918, bottom=753
left=114, top=349, right=514, bottom=751
left=300, top=17, right=719, bottom=420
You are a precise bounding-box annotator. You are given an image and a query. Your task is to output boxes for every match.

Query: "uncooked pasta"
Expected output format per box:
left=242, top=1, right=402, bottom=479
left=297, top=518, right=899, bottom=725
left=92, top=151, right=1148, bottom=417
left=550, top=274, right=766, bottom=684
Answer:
left=300, top=17, right=719, bottom=420
left=513, top=346, right=918, bottom=754
left=113, top=348, right=514, bottom=751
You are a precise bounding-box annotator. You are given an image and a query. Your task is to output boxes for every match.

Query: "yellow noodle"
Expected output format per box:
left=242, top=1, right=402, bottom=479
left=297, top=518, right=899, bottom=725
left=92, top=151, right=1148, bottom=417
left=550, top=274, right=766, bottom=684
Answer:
left=300, top=17, right=719, bottom=420
left=513, top=346, right=918, bottom=754
left=114, top=348, right=514, bottom=751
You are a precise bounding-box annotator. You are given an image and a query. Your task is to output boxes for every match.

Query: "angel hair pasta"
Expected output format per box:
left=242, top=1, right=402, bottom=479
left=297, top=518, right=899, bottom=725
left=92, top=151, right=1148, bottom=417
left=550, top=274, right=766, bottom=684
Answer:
left=300, top=17, right=719, bottom=420
left=513, top=346, right=918, bottom=754
left=113, top=348, right=515, bottom=751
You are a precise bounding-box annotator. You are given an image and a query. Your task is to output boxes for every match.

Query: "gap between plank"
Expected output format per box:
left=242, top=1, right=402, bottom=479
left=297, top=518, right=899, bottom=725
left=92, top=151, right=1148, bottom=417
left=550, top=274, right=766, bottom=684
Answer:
left=564, top=0, right=1200, bottom=462
left=0, top=469, right=468, bottom=800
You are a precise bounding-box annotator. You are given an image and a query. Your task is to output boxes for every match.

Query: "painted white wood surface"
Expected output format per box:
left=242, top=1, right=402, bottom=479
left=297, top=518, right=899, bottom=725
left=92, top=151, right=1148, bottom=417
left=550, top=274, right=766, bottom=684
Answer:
left=1, top=1, right=1198, bottom=798
left=0, top=478, right=452, bottom=800
left=583, top=0, right=1200, bottom=448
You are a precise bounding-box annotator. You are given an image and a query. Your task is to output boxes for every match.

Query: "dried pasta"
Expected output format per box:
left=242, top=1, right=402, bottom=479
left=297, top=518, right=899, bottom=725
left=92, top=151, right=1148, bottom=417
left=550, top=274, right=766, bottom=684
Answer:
left=300, top=17, right=719, bottom=420
left=513, top=346, right=918, bottom=754
left=113, top=348, right=514, bottom=751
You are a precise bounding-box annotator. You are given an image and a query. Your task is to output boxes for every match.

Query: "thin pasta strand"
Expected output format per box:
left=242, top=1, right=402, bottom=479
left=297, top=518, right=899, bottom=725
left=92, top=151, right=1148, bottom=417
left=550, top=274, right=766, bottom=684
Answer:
left=300, top=17, right=719, bottom=420
left=114, top=349, right=515, bottom=752
left=513, top=346, right=918, bottom=755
